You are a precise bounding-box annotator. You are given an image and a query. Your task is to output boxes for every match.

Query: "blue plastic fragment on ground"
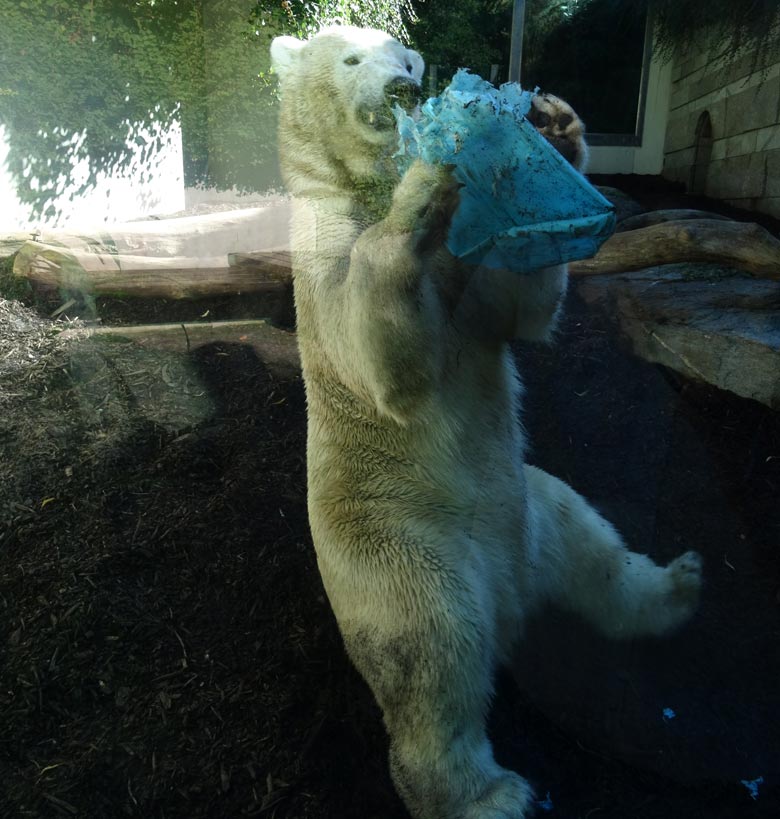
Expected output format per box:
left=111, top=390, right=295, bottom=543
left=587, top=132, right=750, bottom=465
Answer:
left=740, top=776, right=764, bottom=800
left=662, top=707, right=676, bottom=720
left=394, top=69, right=616, bottom=272
left=536, top=792, right=554, bottom=812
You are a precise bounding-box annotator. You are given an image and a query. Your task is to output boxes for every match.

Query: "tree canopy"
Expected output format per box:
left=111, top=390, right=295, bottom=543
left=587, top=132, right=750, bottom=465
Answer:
left=649, top=0, right=780, bottom=65
left=0, top=1, right=416, bottom=221
left=2, top=0, right=778, bottom=222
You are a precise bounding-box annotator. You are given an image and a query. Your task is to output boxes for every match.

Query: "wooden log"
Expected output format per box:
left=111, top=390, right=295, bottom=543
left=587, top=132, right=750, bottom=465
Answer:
left=616, top=209, right=732, bottom=232
left=228, top=250, right=293, bottom=284
left=1, top=203, right=292, bottom=260
left=1, top=234, right=37, bottom=262
left=12, top=241, right=291, bottom=299
left=12, top=217, right=780, bottom=299
left=59, top=319, right=300, bottom=378
left=570, top=219, right=780, bottom=280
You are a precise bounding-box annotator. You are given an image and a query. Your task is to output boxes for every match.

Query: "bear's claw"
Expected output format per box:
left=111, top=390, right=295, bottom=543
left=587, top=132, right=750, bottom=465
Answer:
left=390, top=160, right=461, bottom=250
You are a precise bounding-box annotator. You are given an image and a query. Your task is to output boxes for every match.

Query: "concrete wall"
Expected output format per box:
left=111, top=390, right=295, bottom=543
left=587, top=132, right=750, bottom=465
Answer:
left=663, top=31, right=780, bottom=218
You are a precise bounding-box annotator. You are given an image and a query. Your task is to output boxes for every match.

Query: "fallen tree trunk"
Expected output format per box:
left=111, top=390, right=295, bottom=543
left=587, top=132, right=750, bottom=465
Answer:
left=12, top=218, right=780, bottom=299
left=1, top=203, right=292, bottom=260
left=1, top=234, right=37, bottom=262
left=570, top=219, right=780, bottom=280
left=616, top=209, right=732, bottom=232
left=12, top=241, right=291, bottom=299
left=59, top=318, right=300, bottom=378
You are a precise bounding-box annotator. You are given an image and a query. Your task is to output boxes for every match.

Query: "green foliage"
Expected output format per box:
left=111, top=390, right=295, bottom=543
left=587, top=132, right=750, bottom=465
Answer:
left=0, top=0, right=214, bottom=220
left=409, top=0, right=644, bottom=131
left=251, top=0, right=418, bottom=43
left=408, top=1, right=514, bottom=81
left=649, top=0, right=780, bottom=65
left=0, top=1, right=421, bottom=222
left=521, top=0, right=646, bottom=133
left=531, top=1, right=780, bottom=66
left=411, top=0, right=779, bottom=135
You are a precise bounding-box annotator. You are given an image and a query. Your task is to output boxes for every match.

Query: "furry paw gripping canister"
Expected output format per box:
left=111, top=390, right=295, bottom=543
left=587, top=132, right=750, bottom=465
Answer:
left=394, top=69, right=616, bottom=272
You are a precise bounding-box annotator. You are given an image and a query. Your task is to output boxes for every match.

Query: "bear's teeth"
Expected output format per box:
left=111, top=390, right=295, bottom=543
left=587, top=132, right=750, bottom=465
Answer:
left=368, top=112, right=376, bottom=124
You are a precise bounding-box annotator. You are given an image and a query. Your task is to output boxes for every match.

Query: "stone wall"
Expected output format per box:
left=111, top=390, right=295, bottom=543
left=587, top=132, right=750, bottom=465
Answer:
left=663, top=33, right=780, bottom=219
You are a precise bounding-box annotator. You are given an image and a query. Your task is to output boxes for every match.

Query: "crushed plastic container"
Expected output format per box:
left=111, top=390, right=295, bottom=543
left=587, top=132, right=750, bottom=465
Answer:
left=394, top=69, right=616, bottom=272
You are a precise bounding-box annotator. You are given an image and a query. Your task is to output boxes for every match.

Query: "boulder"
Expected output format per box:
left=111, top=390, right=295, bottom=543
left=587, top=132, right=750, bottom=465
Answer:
left=577, top=264, right=780, bottom=409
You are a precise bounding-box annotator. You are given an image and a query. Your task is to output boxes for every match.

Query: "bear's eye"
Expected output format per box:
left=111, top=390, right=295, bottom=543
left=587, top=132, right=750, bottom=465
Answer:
left=344, top=56, right=360, bottom=66
left=406, top=63, right=413, bottom=73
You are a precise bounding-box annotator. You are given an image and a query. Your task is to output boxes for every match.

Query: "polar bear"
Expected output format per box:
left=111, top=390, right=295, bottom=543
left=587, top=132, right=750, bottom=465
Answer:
left=271, top=25, right=702, bottom=819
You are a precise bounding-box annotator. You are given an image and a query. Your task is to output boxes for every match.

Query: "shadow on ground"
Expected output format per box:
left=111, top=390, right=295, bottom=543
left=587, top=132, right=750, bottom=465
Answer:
left=1, top=286, right=778, bottom=818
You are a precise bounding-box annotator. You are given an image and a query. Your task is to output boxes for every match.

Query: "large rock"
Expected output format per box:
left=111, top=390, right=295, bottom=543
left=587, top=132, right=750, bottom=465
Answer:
left=577, top=264, right=780, bottom=409
left=595, top=185, right=645, bottom=223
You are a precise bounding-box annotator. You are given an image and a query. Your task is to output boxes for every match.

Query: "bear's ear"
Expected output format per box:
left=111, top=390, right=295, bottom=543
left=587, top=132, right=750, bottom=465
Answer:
left=270, top=35, right=306, bottom=82
left=408, top=51, right=425, bottom=83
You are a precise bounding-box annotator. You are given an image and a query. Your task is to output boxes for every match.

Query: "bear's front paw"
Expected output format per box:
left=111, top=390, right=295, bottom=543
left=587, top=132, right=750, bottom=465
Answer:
left=459, top=772, right=535, bottom=819
left=667, top=550, right=703, bottom=608
left=648, top=549, right=703, bottom=635
left=390, top=160, right=461, bottom=251
left=527, top=92, right=588, bottom=171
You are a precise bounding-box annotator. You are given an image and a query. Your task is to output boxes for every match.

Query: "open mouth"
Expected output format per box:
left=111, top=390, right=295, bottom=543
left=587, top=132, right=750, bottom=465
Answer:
left=357, top=80, right=421, bottom=133
left=357, top=103, right=397, bottom=132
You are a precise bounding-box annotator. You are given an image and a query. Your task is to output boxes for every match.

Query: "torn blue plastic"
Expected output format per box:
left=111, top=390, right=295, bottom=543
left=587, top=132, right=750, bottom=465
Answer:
left=536, top=792, right=555, bottom=812
left=394, top=69, right=616, bottom=272
left=662, top=707, right=676, bottom=720
left=740, top=776, right=764, bottom=800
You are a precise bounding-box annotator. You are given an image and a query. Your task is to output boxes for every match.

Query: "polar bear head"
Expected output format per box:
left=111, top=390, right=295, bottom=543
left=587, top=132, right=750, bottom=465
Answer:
left=271, top=26, right=424, bottom=187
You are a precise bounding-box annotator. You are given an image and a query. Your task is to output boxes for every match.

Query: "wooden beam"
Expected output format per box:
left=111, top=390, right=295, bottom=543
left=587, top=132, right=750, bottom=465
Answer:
left=60, top=319, right=300, bottom=378
left=12, top=242, right=292, bottom=299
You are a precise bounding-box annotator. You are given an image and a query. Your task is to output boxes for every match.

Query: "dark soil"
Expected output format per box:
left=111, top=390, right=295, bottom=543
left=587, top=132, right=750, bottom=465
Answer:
left=2, top=180, right=779, bottom=819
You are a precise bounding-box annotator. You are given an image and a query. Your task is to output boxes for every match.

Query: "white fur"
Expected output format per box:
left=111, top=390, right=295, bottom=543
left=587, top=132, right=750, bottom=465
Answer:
left=272, top=26, right=702, bottom=819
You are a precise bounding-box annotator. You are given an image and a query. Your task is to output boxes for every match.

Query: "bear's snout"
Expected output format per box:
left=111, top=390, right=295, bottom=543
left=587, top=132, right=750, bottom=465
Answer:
left=384, top=77, right=421, bottom=112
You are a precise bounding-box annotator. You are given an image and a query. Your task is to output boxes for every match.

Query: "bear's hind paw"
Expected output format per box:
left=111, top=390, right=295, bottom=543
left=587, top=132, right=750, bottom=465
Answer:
left=459, top=772, right=535, bottom=819
left=667, top=550, right=703, bottom=606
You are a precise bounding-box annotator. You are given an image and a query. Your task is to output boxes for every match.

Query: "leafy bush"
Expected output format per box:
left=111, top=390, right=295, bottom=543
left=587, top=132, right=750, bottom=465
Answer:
left=0, top=1, right=416, bottom=223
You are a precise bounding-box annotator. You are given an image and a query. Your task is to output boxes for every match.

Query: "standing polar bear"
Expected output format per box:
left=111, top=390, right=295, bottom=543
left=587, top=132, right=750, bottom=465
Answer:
left=271, top=25, right=701, bottom=819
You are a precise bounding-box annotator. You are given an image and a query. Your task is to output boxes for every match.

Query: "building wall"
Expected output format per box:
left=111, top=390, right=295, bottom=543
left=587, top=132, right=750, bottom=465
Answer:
left=663, top=32, right=780, bottom=218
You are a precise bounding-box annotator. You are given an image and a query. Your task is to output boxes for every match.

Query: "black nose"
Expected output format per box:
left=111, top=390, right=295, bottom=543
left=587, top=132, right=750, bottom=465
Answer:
left=384, top=77, right=421, bottom=111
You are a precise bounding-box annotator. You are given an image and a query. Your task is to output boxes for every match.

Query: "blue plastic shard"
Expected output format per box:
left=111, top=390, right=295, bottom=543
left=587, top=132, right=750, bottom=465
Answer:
left=662, top=707, right=676, bottom=720
left=740, top=776, right=764, bottom=800
left=536, top=792, right=555, bottom=812
left=394, top=69, right=616, bottom=272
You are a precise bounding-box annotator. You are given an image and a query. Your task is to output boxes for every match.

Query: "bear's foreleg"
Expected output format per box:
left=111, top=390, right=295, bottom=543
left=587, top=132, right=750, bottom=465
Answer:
left=343, top=161, right=461, bottom=422
left=524, top=464, right=702, bottom=638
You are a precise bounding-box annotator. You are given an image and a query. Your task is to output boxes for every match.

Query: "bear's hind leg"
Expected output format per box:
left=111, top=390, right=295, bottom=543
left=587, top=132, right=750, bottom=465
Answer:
left=524, top=464, right=702, bottom=639
left=342, top=605, right=534, bottom=819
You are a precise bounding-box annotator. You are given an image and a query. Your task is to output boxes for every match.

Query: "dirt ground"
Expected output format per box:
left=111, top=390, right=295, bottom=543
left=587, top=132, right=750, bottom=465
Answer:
left=2, top=182, right=780, bottom=818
